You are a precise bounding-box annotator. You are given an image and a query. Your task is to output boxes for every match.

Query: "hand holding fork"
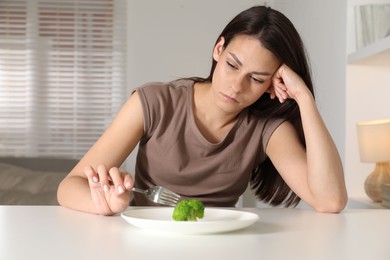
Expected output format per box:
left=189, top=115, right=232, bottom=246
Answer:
left=85, top=165, right=180, bottom=215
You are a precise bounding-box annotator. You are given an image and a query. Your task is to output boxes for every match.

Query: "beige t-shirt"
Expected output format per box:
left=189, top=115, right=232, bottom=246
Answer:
left=132, top=79, right=285, bottom=206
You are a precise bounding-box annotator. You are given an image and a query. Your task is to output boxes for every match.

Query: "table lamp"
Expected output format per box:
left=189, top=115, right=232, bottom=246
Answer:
left=356, top=119, right=390, bottom=202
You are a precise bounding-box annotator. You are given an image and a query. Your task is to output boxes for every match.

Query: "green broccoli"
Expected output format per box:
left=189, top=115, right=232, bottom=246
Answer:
left=172, top=199, right=205, bottom=221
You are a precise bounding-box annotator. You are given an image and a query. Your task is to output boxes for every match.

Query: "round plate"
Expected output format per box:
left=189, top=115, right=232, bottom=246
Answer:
left=121, top=208, right=259, bottom=234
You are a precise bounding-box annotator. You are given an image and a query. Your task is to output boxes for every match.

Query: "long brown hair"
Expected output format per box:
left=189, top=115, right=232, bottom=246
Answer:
left=191, top=6, right=314, bottom=207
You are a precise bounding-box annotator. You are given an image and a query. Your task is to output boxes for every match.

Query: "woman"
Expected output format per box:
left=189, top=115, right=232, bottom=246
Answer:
left=57, top=6, right=348, bottom=215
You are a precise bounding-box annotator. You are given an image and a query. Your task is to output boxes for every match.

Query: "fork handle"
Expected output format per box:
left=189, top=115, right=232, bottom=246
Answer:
left=131, top=187, right=147, bottom=194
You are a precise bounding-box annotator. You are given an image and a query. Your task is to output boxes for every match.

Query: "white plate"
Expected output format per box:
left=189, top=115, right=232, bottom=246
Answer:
left=121, top=208, right=259, bottom=234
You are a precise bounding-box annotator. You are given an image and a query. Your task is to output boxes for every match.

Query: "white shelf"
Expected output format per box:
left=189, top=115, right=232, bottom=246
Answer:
left=347, top=36, right=390, bottom=65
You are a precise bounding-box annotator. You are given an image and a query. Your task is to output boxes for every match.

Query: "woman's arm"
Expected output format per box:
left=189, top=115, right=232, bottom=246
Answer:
left=266, top=65, right=348, bottom=213
left=57, top=92, right=144, bottom=215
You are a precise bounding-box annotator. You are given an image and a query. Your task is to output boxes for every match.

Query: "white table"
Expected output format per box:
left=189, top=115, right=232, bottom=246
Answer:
left=1, top=206, right=389, bottom=260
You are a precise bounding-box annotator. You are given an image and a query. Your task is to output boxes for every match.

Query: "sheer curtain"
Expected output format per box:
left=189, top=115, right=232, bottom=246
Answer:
left=0, top=0, right=127, bottom=159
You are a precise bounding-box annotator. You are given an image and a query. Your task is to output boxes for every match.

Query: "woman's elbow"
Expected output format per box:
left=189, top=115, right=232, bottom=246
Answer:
left=313, top=194, right=348, bottom=213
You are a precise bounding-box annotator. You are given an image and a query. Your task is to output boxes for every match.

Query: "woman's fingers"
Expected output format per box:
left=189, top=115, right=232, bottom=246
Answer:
left=85, top=165, right=132, bottom=194
left=97, top=165, right=111, bottom=192
left=275, top=87, right=288, bottom=103
left=270, top=82, right=287, bottom=103
left=84, top=165, right=99, bottom=184
left=109, top=167, right=126, bottom=194
left=271, top=66, right=293, bottom=103
left=123, top=173, right=133, bottom=190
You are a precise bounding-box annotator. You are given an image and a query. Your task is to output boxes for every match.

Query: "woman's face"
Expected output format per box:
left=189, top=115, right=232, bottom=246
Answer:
left=211, top=35, right=280, bottom=114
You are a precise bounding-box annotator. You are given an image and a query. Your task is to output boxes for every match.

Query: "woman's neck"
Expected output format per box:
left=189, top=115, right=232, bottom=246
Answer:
left=192, top=82, right=239, bottom=143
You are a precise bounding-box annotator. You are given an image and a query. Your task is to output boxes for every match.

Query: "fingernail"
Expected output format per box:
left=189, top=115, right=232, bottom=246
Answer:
left=125, top=182, right=132, bottom=189
left=92, top=176, right=99, bottom=183
left=118, top=186, right=124, bottom=194
left=103, top=184, right=109, bottom=192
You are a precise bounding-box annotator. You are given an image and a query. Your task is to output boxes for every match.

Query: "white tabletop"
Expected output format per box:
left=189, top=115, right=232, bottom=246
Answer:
left=1, top=206, right=389, bottom=260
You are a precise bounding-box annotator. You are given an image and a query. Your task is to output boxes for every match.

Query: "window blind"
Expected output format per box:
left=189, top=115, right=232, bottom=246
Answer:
left=0, top=0, right=127, bottom=159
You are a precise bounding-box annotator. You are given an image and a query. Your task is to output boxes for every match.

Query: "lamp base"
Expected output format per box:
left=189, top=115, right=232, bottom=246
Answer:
left=364, top=162, right=390, bottom=202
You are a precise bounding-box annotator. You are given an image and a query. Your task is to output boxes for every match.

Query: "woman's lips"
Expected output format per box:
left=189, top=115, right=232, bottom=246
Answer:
left=220, top=92, right=239, bottom=103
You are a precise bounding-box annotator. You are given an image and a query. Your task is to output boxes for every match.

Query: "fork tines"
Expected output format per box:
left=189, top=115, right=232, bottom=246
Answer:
left=159, top=190, right=181, bottom=206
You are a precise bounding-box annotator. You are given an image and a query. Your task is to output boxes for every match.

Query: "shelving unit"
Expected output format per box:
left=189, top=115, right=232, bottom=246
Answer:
left=347, top=36, right=390, bottom=65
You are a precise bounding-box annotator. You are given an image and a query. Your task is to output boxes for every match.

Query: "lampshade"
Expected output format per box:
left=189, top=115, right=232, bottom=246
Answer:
left=356, top=119, right=390, bottom=163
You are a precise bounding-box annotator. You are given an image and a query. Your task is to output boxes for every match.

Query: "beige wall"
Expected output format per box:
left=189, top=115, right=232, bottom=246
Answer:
left=346, top=65, right=390, bottom=197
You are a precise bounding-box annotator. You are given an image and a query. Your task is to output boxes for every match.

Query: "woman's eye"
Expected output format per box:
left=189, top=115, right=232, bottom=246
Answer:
left=226, top=61, right=238, bottom=70
left=251, top=77, right=264, bottom=84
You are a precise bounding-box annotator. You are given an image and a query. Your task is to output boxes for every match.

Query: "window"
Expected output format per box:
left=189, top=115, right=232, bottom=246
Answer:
left=0, top=0, right=127, bottom=159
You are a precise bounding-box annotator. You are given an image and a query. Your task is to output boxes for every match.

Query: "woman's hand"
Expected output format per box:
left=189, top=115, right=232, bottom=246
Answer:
left=269, top=64, right=310, bottom=103
left=84, top=165, right=133, bottom=216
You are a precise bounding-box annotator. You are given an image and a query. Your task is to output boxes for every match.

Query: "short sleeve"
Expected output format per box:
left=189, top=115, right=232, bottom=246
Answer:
left=261, top=118, right=287, bottom=153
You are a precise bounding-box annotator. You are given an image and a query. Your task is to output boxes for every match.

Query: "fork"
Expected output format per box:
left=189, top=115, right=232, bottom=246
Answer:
left=131, top=186, right=181, bottom=206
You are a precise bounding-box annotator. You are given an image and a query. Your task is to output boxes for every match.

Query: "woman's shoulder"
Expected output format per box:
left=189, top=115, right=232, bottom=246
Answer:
left=135, top=79, right=195, bottom=111
left=136, top=79, right=194, bottom=105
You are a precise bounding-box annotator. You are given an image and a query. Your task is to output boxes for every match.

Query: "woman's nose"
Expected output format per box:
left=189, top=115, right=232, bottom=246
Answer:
left=231, top=75, right=246, bottom=93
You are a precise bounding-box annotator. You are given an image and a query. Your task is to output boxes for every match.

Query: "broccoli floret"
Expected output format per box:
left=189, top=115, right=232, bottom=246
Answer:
left=172, top=199, right=205, bottom=221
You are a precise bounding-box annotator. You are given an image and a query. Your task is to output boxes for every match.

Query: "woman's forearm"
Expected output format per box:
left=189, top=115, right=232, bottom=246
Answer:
left=297, top=93, right=348, bottom=211
left=57, top=175, right=100, bottom=214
